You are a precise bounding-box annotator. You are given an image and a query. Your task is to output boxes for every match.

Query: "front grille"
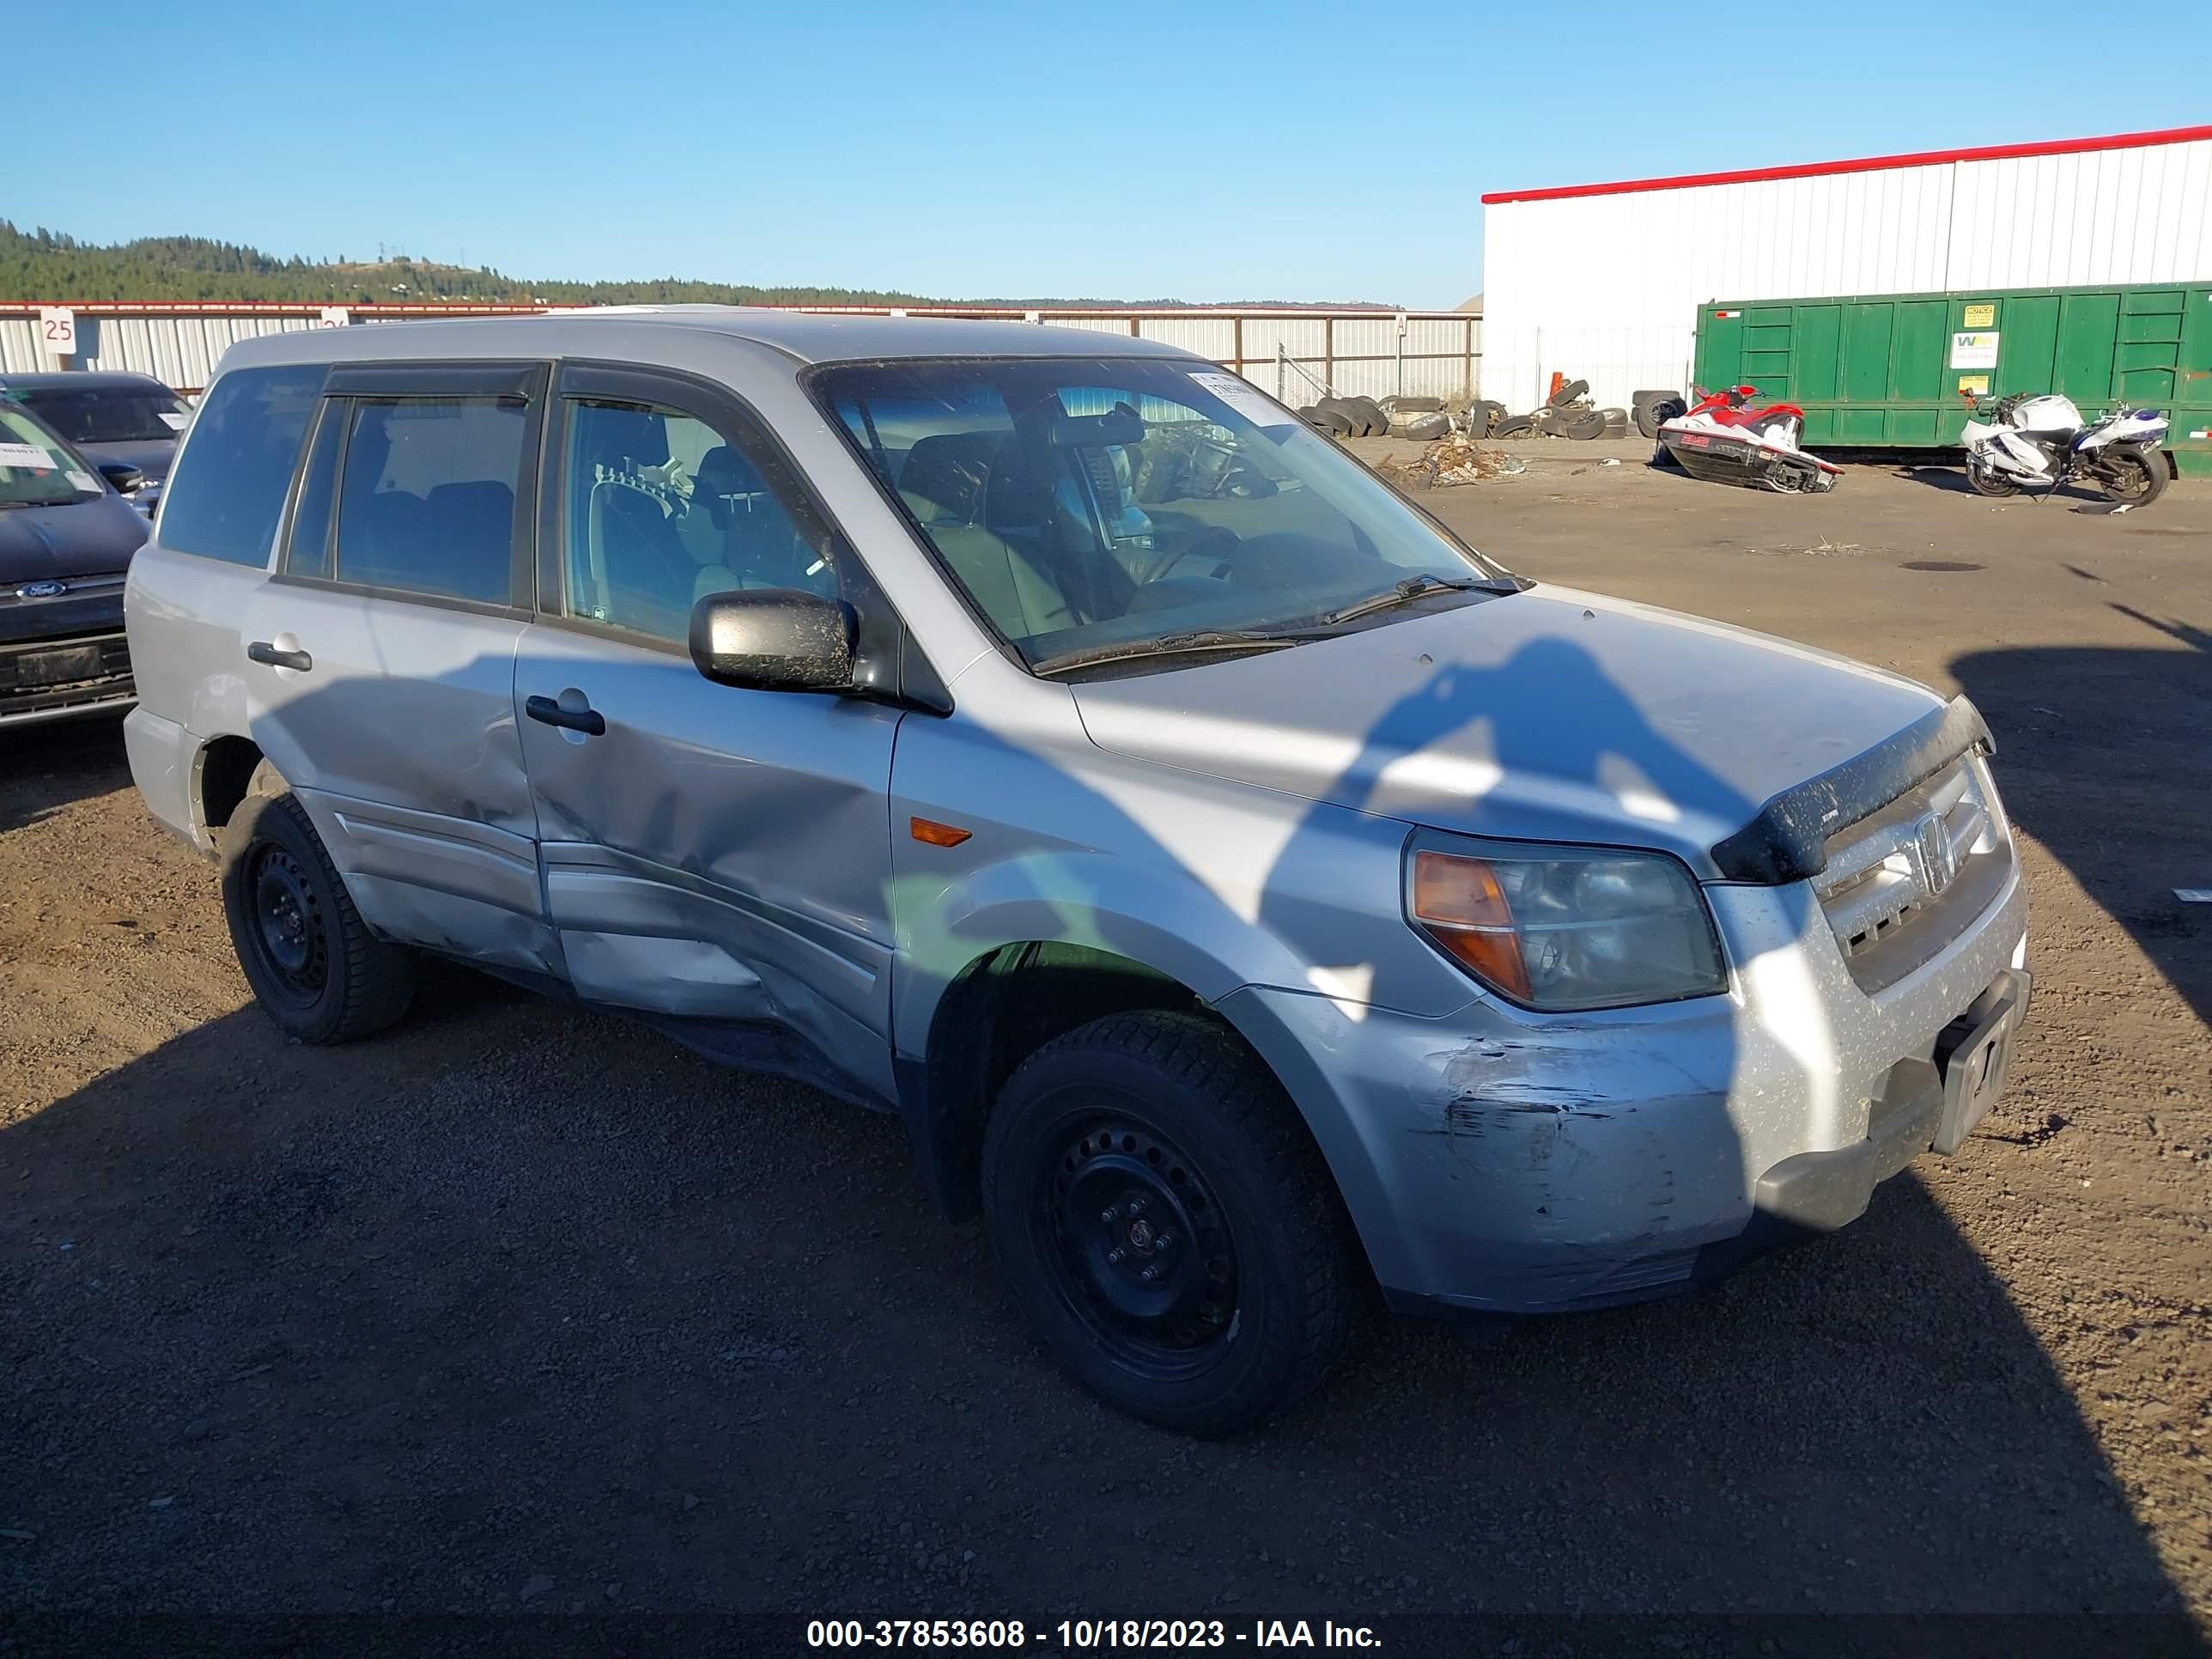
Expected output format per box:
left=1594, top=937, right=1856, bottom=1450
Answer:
left=1814, top=756, right=2011, bottom=993
left=0, top=630, right=135, bottom=720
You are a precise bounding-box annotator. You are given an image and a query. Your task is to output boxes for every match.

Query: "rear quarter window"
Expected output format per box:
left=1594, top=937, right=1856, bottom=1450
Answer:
left=157, top=365, right=325, bottom=567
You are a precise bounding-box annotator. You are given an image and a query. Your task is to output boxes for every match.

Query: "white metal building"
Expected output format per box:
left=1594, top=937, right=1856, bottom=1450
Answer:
left=1479, top=123, right=2212, bottom=412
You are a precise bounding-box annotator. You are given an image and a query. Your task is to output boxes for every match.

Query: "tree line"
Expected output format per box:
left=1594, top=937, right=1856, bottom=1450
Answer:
left=0, top=223, right=1382, bottom=310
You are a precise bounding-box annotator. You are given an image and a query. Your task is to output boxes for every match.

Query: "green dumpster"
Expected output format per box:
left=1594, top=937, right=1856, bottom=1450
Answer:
left=1692, top=283, right=2212, bottom=474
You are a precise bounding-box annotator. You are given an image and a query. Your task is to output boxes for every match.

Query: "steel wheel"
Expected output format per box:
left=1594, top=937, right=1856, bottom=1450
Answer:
left=1036, top=1115, right=1241, bottom=1381
left=247, top=842, right=329, bottom=1004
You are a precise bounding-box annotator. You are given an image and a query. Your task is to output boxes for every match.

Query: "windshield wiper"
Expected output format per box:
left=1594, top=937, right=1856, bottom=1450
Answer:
left=1030, top=628, right=1322, bottom=678
left=1322, top=574, right=1502, bottom=628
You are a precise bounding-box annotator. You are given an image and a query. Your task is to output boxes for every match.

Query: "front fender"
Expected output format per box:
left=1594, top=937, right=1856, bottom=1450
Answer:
left=890, top=849, right=1306, bottom=1058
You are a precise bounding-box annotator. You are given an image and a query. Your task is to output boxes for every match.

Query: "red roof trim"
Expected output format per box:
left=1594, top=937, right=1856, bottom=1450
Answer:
left=1480, top=123, right=2212, bottom=205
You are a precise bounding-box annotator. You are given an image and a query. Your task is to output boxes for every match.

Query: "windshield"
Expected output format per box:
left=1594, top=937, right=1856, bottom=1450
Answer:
left=811, top=357, right=1510, bottom=673
left=14, top=384, right=189, bottom=445
left=0, top=406, right=99, bottom=507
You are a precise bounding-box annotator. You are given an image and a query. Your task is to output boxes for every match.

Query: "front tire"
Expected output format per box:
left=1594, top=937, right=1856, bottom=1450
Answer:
left=1966, top=460, right=2020, bottom=498
left=2098, top=447, right=2169, bottom=507
left=980, top=1012, right=1365, bottom=1437
left=220, top=785, right=415, bottom=1044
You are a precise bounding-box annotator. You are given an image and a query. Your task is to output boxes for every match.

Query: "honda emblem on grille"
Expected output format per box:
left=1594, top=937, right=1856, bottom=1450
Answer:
left=15, top=580, right=68, bottom=599
left=1917, top=813, right=1956, bottom=896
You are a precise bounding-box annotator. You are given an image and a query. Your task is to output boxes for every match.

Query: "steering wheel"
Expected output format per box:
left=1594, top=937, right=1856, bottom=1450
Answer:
left=1139, top=524, right=1240, bottom=585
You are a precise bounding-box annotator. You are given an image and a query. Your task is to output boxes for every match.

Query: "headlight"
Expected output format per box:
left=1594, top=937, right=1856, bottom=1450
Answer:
left=1407, top=835, right=1727, bottom=1011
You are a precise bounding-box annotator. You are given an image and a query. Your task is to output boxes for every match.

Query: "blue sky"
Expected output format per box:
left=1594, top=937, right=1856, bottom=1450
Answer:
left=15, top=2, right=2209, bottom=307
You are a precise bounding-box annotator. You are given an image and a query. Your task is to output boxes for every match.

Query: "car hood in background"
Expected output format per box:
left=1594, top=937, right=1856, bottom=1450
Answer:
left=73, top=438, right=178, bottom=483
left=1070, top=586, right=1948, bottom=873
left=0, top=492, right=152, bottom=586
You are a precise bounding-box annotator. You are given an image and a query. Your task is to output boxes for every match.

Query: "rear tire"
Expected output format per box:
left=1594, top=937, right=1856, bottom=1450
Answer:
left=980, top=1011, right=1366, bottom=1437
left=1966, top=460, right=2020, bottom=498
left=2098, top=447, right=2169, bottom=507
left=220, top=782, right=415, bottom=1044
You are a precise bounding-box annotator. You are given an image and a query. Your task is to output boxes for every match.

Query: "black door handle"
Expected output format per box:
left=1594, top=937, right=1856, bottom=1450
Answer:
left=525, top=694, right=605, bottom=736
left=246, top=641, right=313, bottom=672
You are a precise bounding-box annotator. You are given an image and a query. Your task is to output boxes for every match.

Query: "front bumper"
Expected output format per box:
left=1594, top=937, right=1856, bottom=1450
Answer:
left=1218, top=864, right=2029, bottom=1316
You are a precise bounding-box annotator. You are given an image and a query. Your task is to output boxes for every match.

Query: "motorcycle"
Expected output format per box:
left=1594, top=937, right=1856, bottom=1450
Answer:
left=1656, top=384, right=1842, bottom=493
left=1960, top=392, right=2170, bottom=507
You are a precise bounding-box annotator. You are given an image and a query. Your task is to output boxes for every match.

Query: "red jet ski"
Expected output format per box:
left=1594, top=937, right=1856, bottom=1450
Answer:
left=1656, top=384, right=1841, bottom=493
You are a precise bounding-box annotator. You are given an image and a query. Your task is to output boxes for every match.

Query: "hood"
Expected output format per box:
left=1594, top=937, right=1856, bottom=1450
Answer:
left=0, top=492, right=151, bottom=586
left=1070, top=586, right=1947, bottom=873
left=70, top=437, right=177, bottom=483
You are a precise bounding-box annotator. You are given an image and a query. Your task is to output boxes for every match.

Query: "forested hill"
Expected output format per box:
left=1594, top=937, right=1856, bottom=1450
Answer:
left=0, top=223, right=1385, bottom=310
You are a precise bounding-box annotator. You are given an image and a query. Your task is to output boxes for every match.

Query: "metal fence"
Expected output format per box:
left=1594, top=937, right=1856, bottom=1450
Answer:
left=0, top=301, right=1480, bottom=404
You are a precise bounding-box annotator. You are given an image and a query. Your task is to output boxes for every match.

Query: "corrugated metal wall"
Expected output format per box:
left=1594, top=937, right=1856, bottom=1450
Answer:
left=0, top=304, right=1480, bottom=404
left=1481, top=133, right=2212, bottom=411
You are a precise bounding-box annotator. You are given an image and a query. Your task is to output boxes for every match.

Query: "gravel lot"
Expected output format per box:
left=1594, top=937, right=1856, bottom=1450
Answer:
left=3, top=443, right=2207, bottom=1647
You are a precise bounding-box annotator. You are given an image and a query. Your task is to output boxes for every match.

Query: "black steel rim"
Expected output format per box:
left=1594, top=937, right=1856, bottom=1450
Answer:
left=1035, top=1112, right=1240, bottom=1381
left=248, top=842, right=328, bottom=1003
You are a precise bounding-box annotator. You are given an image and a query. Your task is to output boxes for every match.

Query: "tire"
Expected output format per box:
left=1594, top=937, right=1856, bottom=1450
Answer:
left=1395, top=412, right=1453, bottom=441
left=1492, top=415, right=1536, bottom=439
left=1304, top=404, right=1352, bottom=436
left=1468, top=399, right=1507, bottom=437
left=220, top=779, right=415, bottom=1044
left=1382, top=394, right=1444, bottom=414
left=1632, top=388, right=1678, bottom=411
left=1348, top=397, right=1389, bottom=437
left=1646, top=397, right=1687, bottom=429
left=1546, top=377, right=1590, bottom=408
left=1528, top=404, right=1563, bottom=434
left=1315, top=396, right=1367, bottom=436
left=1965, top=460, right=2020, bottom=498
left=1633, top=404, right=1662, bottom=440
left=980, top=1010, right=1366, bottom=1437
left=1599, top=406, right=1630, bottom=435
left=1563, top=409, right=1607, bottom=441
left=2097, top=446, right=2169, bottom=507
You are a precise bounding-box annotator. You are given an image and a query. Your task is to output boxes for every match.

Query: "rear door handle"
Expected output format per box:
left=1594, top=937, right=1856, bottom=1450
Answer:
left=246, top=641, right=313, bottom=672
left=525, top=694, right=606, bottom=737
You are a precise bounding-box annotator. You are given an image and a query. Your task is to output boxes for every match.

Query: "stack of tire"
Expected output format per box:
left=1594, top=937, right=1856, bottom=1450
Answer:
left=1488, top=378, right=1630, bottom=441
left=1297, top=395, right=1392, bottom=438
left=1632, top=389, right=1688, bottom=439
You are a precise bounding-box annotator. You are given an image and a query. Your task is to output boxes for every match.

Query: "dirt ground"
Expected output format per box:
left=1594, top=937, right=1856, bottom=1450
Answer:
left=3, top=442, right=2207, bottom=1646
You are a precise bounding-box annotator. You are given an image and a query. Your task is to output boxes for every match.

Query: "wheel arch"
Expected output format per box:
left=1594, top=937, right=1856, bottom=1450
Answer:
left=193, top=733, right=269, bottom=841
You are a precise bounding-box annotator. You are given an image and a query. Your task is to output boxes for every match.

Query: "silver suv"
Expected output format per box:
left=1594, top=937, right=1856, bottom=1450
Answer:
left=125, top=310, right=2028, bottom=1434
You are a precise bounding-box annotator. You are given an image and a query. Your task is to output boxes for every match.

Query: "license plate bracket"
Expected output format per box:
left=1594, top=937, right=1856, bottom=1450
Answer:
left=14, top=643, right=104, bottom=688
left=1931, top=969, right=2027, bottom=1154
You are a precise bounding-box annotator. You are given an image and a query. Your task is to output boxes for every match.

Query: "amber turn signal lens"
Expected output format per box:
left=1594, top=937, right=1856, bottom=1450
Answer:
left=909, top=816, right=972, bottom=848
left=1410, top=850, right=1532, bottom=1000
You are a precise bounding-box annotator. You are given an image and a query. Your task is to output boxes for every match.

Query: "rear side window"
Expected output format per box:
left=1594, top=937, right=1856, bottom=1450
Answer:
left=158, top=366, right=324, bottom=567
left=331, top=398, right=527, bottom=606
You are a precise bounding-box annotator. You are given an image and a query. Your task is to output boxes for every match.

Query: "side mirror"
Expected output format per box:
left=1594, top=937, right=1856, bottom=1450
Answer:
left=97, top=461, right=145, bottom=495
left=689, top=588, right=855, bottom=693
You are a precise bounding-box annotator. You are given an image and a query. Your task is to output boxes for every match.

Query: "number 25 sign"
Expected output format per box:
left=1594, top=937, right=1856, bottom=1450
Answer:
left=39, top=307, right=76, bottom=356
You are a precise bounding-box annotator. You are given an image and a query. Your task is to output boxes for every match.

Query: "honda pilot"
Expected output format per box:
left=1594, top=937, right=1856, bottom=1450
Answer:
left=124, top=309, right=2029, bottom=1434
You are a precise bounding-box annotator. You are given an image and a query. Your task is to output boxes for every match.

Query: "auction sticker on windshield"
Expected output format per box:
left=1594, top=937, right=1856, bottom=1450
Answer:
left=0, top=442, right=55, bottom=470
left=159, top=411, right=188, bottom=430
left=1187, top=369, right=1293, bottom=428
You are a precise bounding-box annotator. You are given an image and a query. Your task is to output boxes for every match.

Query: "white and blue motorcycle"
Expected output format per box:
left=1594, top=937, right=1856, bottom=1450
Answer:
left=1961, top=392, right=2171, bottom=507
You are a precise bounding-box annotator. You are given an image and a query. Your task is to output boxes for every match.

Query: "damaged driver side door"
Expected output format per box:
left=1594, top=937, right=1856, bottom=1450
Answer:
left=511, top=362, right=904, bottom=1104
